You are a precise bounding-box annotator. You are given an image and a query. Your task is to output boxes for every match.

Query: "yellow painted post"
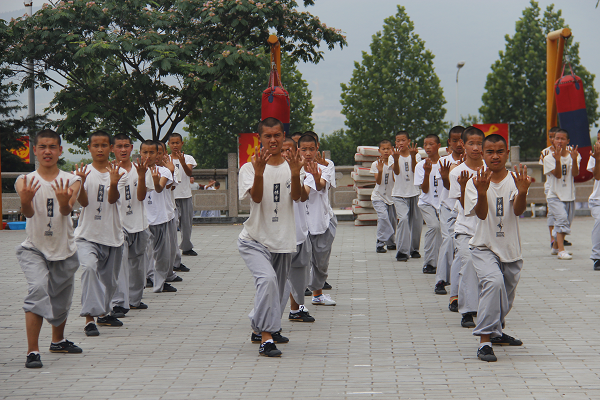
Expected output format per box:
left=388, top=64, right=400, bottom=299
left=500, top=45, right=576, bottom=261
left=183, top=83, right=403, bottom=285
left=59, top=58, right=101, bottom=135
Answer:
left=546, top=28, right=571, bottom=146
left=267, top=35, right=281, bottom=79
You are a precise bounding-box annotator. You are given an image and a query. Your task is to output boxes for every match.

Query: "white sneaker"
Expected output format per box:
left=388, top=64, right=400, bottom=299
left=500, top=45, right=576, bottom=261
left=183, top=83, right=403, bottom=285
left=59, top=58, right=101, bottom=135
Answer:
left=557, top=251, right=573, bottom=260
left=312, top=294, right=336, bottom=306
left=551, top=248, right=573, bottom=255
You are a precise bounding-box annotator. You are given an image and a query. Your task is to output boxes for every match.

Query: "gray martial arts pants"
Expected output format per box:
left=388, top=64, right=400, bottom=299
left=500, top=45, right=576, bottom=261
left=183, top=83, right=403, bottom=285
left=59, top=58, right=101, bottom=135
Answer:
left=238, top=238, right=291, bottom=334
left=545, top=189, right=555, bottom=227
left=17, top=246, right=79, bottom=327
left=435, top=205, right=457, bottom=283
left=167, top=214, right=180, bottom=281
left=149, top=222, right=171, bottom=293
left=452, top=234, right=479, bottom=314
left=176, top=197, right=194, bottom=252
left=547, top=198, right=574, bottom=236
left=307, top=215, right=338, bottom=291
left=392, top=196, right=422, bottom=255
left=471, top=247, right=522, bottom=338
left=418, top=204, right=441, bottom=268
left=113, top=229, right=150, bottom=309
left=77, top=239, right=123, bottom=317
left=372, top=200, right=396, bottom=247
left=590, top=199, right=600, bottom=260
left=288, top=238, right=312, bottom=306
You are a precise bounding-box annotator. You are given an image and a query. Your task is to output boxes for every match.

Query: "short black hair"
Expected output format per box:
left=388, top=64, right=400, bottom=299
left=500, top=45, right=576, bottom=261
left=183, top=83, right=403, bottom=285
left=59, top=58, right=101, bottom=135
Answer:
left=303, top=131, right=319, bottom=143
left=555, top=128, right=569, bottom=139
left=155, top=140, right=166, bottom=151
left=168, top=132, right=183, bottom=142
left=483, top=133, right=507, bottom=148
left=395, top=131, right=409, bottom=140
left=89, top=130, right=112, bottom=145
left=298, top=134, right=317, bottom=146
left=214, top=181, right=221, bottom=188
left=291, top=131, right=303, bottom=138
left=549, top=126, right=560, bottom=133
left=283, top=137, right=297, bottom=147
left=379, top=139, right=392, bottom=148
left=113, top=133, right=132, bottom=144
left=462, top=126, right=485, bottom=143
left=140, top=140, right=158, bottom=151
left=448, top=126, right=465, bottom=140
left=34, top=129, right=61, bottom=146
left=258, top=117, right=284, bottom=135
left=424, top=134, right=440, bottom=144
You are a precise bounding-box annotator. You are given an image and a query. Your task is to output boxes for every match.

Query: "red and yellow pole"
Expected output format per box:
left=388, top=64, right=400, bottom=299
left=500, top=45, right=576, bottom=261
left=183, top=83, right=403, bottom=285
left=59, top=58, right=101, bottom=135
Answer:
left=546, top=28, right=571, bottom=146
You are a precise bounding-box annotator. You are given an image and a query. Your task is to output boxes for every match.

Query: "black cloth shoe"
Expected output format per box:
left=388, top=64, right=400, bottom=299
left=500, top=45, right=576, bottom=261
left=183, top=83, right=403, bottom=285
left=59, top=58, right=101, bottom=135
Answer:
left=410, top=251, right=421, bottom=259
left=112, top=306, right=128, bottom=318
left=322, top=281, right=332, bottom=290
left=168, top=276, right=183, bottom=282
left=449, top=299, right=458, bottom=313
left=477, top=345, right=497, bottom=362
left=26, top=353, right=43, bottom=368
left=259, top=341, right=282, bottom=357
left=161, top=283, right=178, bottom=292
left=182, top=249, right=198, bottom=256
left=594, top=260, right=600, bottom=271
left=564, top=239, right=572, bottom=246
left=491, top=333, right=523, bottom=346
left=461, top=313, right=476, bottom=328
left=422, top=264, right=436, bottom=274
left=173, top=264, right=190, bottom=272
left=49, top=339, right=83, bottom=353
left=84, top=323, right=99, bottom=336
left=305, top=288, right=312, bottom=296
left=129, top=302, right=148, bottom=309
left=387, top=244, right=396, bottom=251
left=396, top=251, right=409, bottom=262
left=289, top=310, right=315, bottom=322
left=251, top=331, right=289, bottom=344
left=376, top=246, right=387, bottom=253
left=434, top=281, right=447, bottom=295
left=97, top=315, right=123, bottom=327
left=146, top=278, right=153, bottom=288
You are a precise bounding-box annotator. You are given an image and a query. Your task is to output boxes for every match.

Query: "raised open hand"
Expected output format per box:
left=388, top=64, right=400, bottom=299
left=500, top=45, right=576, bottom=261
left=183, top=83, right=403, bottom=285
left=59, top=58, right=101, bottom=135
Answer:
left=134, top=158, right=148, bottom=177
left=569, top=145, right=579, bottom=161
left=19, top=175, right=40, bottom=205
left=392, top=147, right=402, bottom=160
left=458, top=170, right=471, bottom=189
left=511, top=164, right=531, bottom=194
left=423, top=158, right=432, bottom=174
left=251, top=146, right=271, bottom=176
left=439, top=159, right=451, bottom=181
left=376, top=156, right=385, bottom=172
left=473, top=167, right=492, bottom=195
left=552, top=143, right=563, bottom=160
left=304, top=160, right=322, bottom=182
left=52, top=178, right=73, bottom=208
left=171, top=149, right=186, bottom=164
left=408, top=142, right=419, bottom=158
left=162, top=155, right=175, bottom=173
left=284, top=145, right=304, bottom=175
left=592, top=141, right=600, bottom=160
left=74, top=163, right=90, bottom=184
left=315, top=151, right=328, bottom=166
left=108, top=161, right=125, bottom=186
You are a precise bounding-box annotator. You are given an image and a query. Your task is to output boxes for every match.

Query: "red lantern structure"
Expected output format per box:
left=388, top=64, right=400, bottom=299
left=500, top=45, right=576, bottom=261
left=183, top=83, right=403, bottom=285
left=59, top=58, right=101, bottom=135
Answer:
left=261, top=36, right=290, bottom=134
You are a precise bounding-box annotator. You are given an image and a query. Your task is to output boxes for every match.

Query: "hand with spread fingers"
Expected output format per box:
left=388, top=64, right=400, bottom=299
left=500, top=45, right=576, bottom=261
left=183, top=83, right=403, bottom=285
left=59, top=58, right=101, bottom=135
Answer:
left=423, top=158, right=432, bottom=174
left=458, top=170, right=471, bottom=190
left=376, top=156, right=385, bottom=172
left=108, top=161, right=125, bottom=186
left=285, top=145, right=304, bottom=176
left=20, top=176, right=40, bottom=205
left=473, top=167, right=492, bottom=196
left=74, top=163, right=90, bottom=184
left=251, top=146, right=271, bottom=177
left=512, top=164, right=531, bottom=194
left=439, top=159, right=451, bottom=181
left=392, top=147, right=402, bottom=161
left=304, top=160, right=322, bottom=182
left=134, top=158, right=149, bottom=177
left=315, top=151, right=328, bottom=166
left=569, top=145, right=579, bottom=161
left=409, top=142, right=419, bottom=158
left=52, top=178, right=73, bottom=208
left=162, top=155, right=175, bottom=173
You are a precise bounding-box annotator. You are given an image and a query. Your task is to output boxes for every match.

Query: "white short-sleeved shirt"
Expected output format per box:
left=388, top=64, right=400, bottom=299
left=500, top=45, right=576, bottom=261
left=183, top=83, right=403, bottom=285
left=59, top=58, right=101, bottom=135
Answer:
left=370, top=161, right=394, bottom=205
left=414, top=159, right=442, bottom=209
left=390, top=153, right=421, bottom=198
left=18, top=170, right=81, bottom=261
left=321, top=159, right=337, bottom=188
left=304, top=165, right=334, bottom=235
left=294, top=200, right=309, bottom=245
left=119, top=168, right=148, bottom=234
left=145, top=166, right=174, bottom=226
left=173, top=154, right=197, bottom=199
left=587, top=157, right=600, bottom=201
left=540, top=146, right=552, bottom=192
left=74, top=164, right=126, bottom=247
left=465, top=172, right=522, bottom=263
left=543, top=152, right=581, bottom=202
left=238, top=161, right=296, bottom=253
left=449, top=163, right=479, bottom=236
left=438, top=154, right=461, bottom=210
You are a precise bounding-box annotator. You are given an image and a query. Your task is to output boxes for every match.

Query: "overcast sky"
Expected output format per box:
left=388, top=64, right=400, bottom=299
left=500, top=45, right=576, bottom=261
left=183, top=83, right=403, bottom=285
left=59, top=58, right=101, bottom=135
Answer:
left=2, top=0, right=599, bottom=156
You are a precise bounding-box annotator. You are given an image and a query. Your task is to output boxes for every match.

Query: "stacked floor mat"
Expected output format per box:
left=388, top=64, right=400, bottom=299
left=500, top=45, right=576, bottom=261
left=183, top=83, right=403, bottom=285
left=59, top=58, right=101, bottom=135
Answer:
left=352, top=146, right=379, bottom=226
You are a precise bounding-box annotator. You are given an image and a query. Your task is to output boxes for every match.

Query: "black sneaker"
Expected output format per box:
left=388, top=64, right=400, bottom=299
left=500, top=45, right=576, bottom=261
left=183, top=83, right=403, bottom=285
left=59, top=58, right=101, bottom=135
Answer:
left=97, top=315, right=123, bottom=327
left=129, top=302, right=148, bottom=309
left=182, top=249, right=198, bottom=256
left=168, top=276, right=183, bottom=282
left=422, top=264, right=436, bottom=274
left=396, top=251, right=409, bottom=262
left=112, top=306, right=128, bottom=318
left=251, top=331, right=289, bottom=344
left=594, top=260, right=600, bottom=271
left=84, top=323, right=99, bottom=336
left=304, top=288, right=312, bottom=296
left=461, top=313, right=476, bottom=328
left=449, top=299, right=458, bottom=312
left=49, top=339, right=83, bottom=353
left=410, top=251, right=421, bottom=259
left=434, top=281, right=447, bottom=295
left=174, top=264, right=190, bottom=272
left=25, top=353, right=43, bottom=368
left=146, top=278, right=153, bottom=288
left=162, top=283, right=177, bottom=292
left=376, top=246, right=387, bottom=253
left=477, top=345, right=497, bottom=362
left=387, top=244, right=396, bottom=251
left=322, top=282, right=332, bottom=290
left=491, top=333, right=523, bottom=346
left=564, top=239, right=572, bottom=246
left=259, top=341, right=282, bottom=357
left=289, top=310, right=315, bottom=322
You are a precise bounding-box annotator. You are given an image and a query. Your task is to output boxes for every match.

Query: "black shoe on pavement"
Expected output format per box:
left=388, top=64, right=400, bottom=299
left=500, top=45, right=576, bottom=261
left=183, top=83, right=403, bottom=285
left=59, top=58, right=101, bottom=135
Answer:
left=49, top=339, right=83, bottom=353
left=289, top=310, right=316, bottom=322
left=396, top=252, right=409, bottom=262
left=129, top=302, right=148, bottom=309
left=410, top=251, right=421, bottom=259
left=173, top=264, right=190, bottom=272
left=25, top=353, right=43, bottom=368
left=251, top=331, right=289, bottom=344
left=112, top=306, right=128, bottom=318
left=594, top=260, right=600, bottom=271
left=162, top=283, right=177, bottom=292
left=259, top=341, right=282, bottom=357
left=461, top=313, right=476, bottom=328
left=491, top=333, right=523, bottom=346
left=376, top=246, right=387, bottom=253
left=434, top=281, right=447, bottom=295
left=182, top=249, right=198, bottom=256
left=477, top=345, right=497, bottom=362
left=387, top=244, right=396, bottom=251
left=449, top=299, right=458, bottom=313
left=564, top=239, right=572, bottom=246
left=168, top=276, right=183, bottom=282
left=146, top=278, right=153, bottom=288
left=84, top=323, right=99, bottom=337
left=323, top=282, right=332, bottom=290
left=97, top=315, right=123, bottom=327
left=422, top=264, right=436, bottom=274
left=304, top=288, right=312, bottom=296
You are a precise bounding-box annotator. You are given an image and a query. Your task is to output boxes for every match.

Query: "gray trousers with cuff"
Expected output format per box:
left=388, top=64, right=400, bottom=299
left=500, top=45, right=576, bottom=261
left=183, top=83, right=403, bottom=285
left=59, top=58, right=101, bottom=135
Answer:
left=372, top=200, right=396, bottom=246
left=176, top=197, right=194, bottom=251
left=307, top=215, right=338, bottom=291
left=547, top=198, right=574, bottom=236
left=471, top=247, right=522, bottom=338
left=590, top=199, right=600, bottom=260
left=17, top=246, right=79, bottom=327
left=238, top=238, right=291, bottom=334
left=77, top=239, right=123, bottom=317
left=452, top=234, right=479, bottom=314
left=113, top=229, right=150, bottom=309
left=435, top=205, right=457, bottom=283
left=419, top=204, right=441, bottom=268
left=167, top=214, right=179, bottom=280
left=148, top=222, right=171, bottom=293
left=288, top=238, right=312, bottom=306
left=392, top=196, right=422, bottom=255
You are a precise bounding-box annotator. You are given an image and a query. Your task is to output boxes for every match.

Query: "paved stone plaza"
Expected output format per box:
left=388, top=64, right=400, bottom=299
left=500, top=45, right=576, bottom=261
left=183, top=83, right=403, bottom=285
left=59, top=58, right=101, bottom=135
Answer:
left=1, top=217, right=600, bottom=399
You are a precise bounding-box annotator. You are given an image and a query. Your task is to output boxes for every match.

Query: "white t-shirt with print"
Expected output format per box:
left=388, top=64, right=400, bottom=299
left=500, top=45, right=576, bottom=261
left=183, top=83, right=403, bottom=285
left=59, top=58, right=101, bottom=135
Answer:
left=19, top=170, right=81, bottom=261
left=119, top=168, right=148, bottom=234
left=304, top=164, right=334, bottom=235
left=145, top=166, right=174, bottom=226
left=449, top=163, right=479, bottom=236
left=173, top=154, right=197, bottom=199
left=543, top=152, right=581, bottom=202
left=465, top=172, right=522, bottom=263
left=238, top=161, right=296, bottom=253
left=414, top=159, right=442, bottom=209
left=370, top=161, right=394, bottom=205
left=390, top=153, right=421, bottom=198
left=74, top=164, right=126, bottom=247
left=438, top=154, right=461, bottom=210
left=587, top=157, right=600, bottom=201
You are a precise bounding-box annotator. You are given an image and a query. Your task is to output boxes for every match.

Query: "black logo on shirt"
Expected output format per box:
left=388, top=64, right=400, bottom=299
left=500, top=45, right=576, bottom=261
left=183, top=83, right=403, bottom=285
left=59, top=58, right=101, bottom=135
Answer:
left=433, top=176, right=438, bottom=197
left=404, top=162, right=410, bottom=181
left=384, top=173, right=389, bottom=185
left=97, top=185, right=105, bottom=202
left=496, top=197, right=504, bottom=217
left=125, top=185, right=131, bottom=201
left=46, top=199, right=54, bottom=218
left=272, top=183, right=280, bottom=222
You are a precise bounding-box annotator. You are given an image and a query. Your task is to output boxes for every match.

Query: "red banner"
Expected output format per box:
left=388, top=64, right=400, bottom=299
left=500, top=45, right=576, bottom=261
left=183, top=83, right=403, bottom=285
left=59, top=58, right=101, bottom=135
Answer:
left=239, top=133, right=259, bottom=168
left=473, top=123, right=509, bottom=146
left=9, top=136, right=31, bottom=164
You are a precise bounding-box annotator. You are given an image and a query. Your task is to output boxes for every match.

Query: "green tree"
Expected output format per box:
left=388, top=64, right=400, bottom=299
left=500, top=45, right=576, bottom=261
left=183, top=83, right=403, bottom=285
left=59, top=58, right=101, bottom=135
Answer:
left=319, top=129, right=355, bottom=166
left=340, top=5, right=446, bottom=147
left=183, top=53, right=314, bottom=168
left=479, top=0, right=599, bottom=159
left=2, top=0, right=346, bottom=148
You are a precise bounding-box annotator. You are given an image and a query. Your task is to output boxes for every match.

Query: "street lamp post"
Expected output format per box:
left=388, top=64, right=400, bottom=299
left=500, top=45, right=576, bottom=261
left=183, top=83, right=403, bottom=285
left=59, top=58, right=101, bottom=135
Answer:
left=456, top=61, right=465, bottom=126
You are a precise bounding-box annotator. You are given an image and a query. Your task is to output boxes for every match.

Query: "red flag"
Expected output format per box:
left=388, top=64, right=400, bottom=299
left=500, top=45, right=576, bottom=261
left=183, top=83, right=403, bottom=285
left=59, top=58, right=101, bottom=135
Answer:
left=238, top=133, right=260, bottom=168
left=9, top=136, right=31, bottom=164
left=473, top=124, right=509, bottom=146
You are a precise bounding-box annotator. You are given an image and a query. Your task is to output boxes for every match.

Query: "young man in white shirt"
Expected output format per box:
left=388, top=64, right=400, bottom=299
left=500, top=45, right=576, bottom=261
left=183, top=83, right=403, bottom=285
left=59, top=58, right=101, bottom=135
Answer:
left=589, top=131, right=600, bottom=270
left=111, top=135, right=152, bottom=317
left=414, top=134, right=442, bottom=274
left=543, top=129, right=581, bottom=260
left=434, top=126, right=465, bottom=294
left=74, top=131, right=127, bottom=336
left=464, top=134, right=530, bottom=362
left=16, top=129, right=83, bottom=368
left=370, top=139, right=396, bottom=253
left=238, top=117, right=303, bottom=357
left=540, top=127, right=564, bottom=246
left=390, top=131, right=422, bottom=261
